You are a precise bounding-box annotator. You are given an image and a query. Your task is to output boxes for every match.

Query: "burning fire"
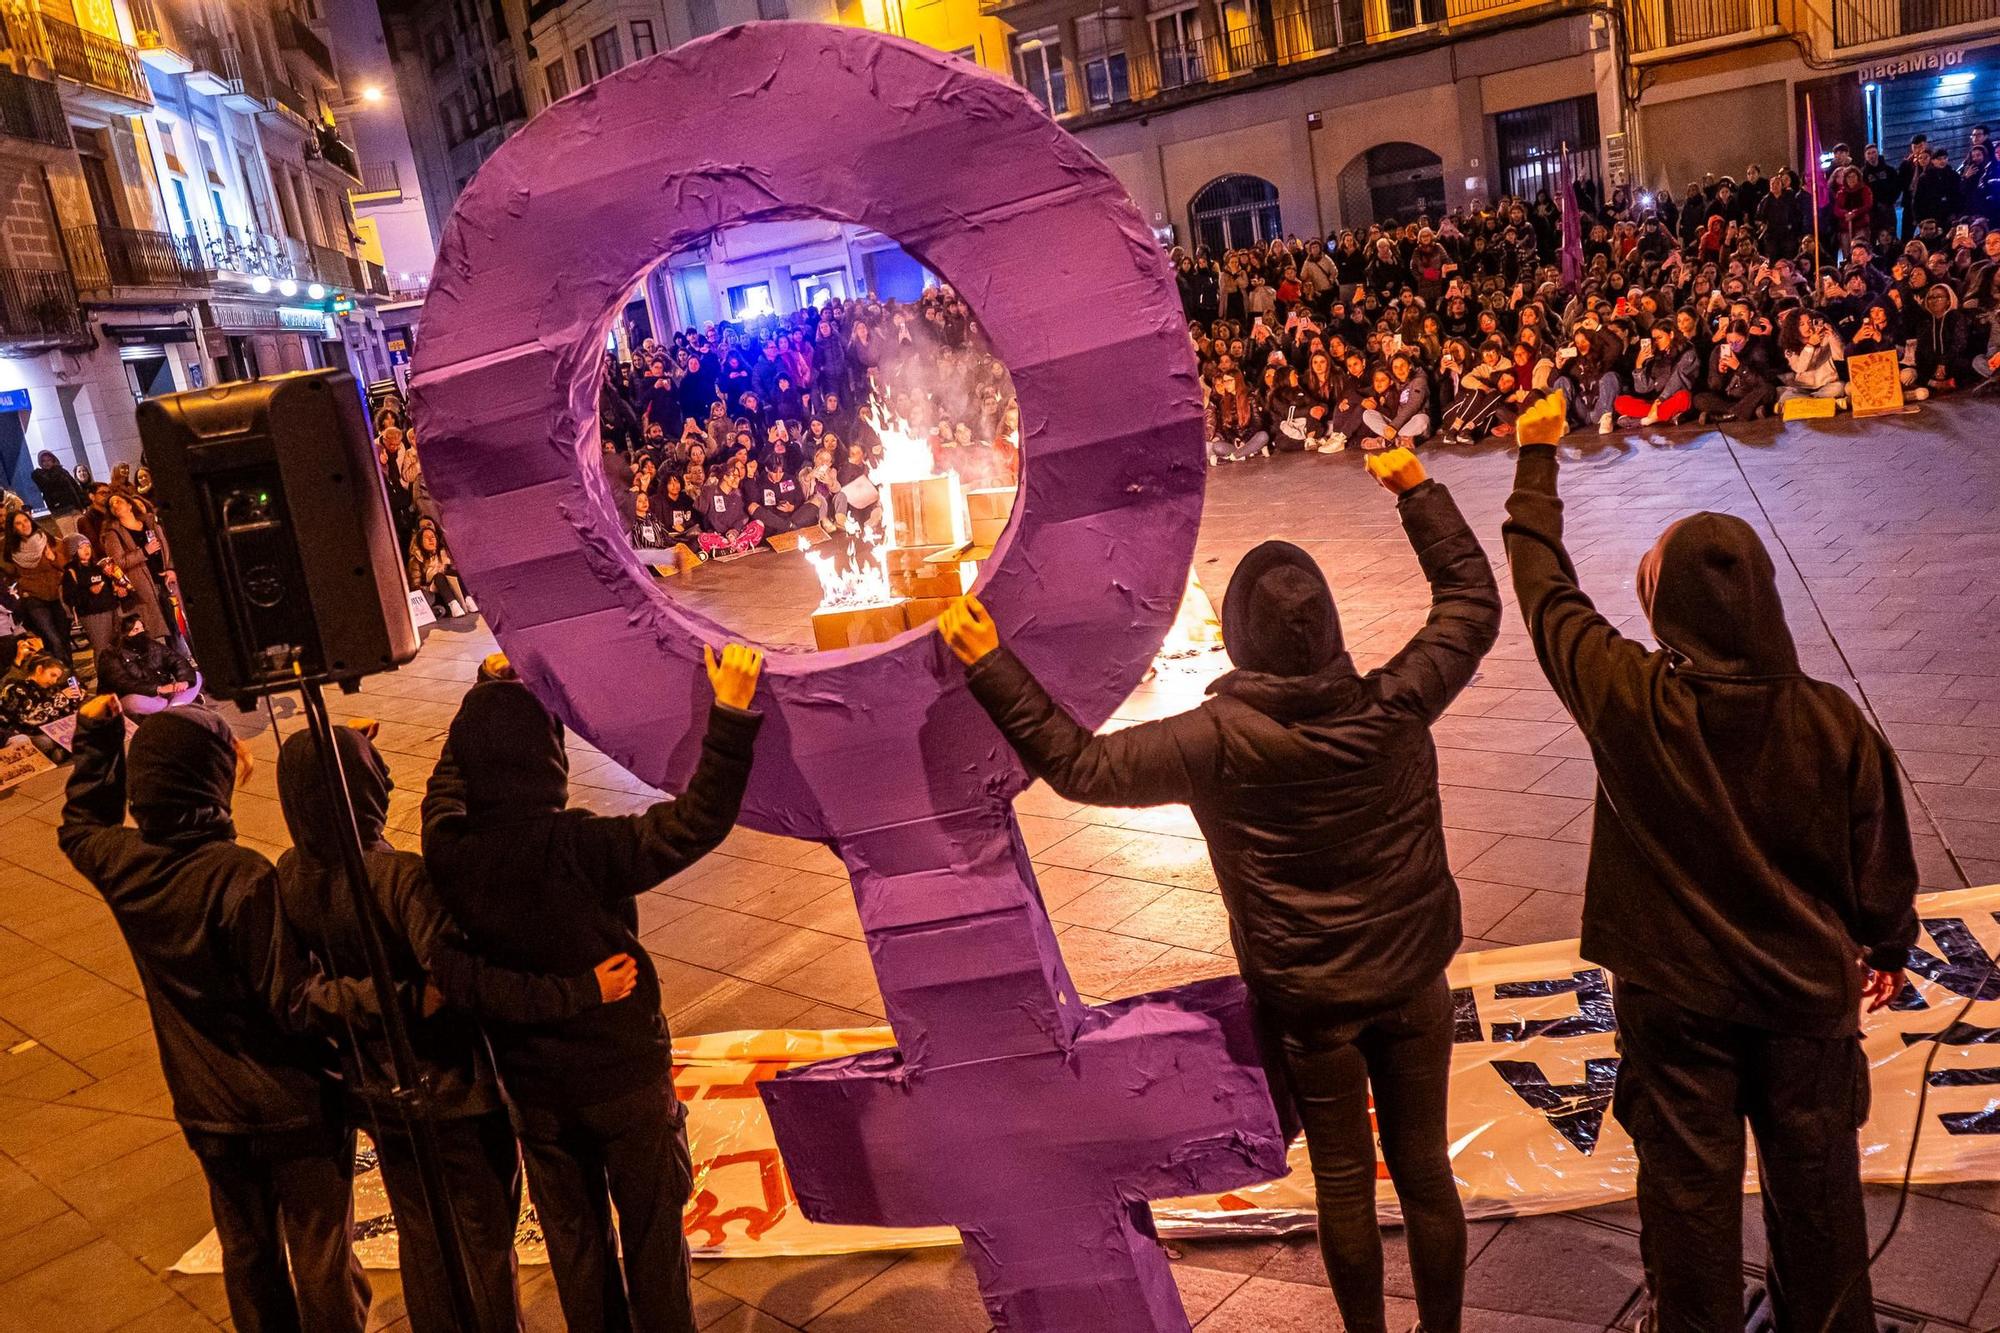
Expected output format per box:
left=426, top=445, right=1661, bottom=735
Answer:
left=798, top=534, right=893, bottom=610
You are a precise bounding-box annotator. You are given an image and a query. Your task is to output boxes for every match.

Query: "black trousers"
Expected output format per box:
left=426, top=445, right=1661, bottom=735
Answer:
left=514, top=1078, right=696, bottom=1333
left=1270, top=973, right=1467, bottom=1333
left=1613, top=983, right=1875, bottom=1333
left=185, top=1125, right=370, bottom=1333
left=373, top=1108, right=526, bottom=1333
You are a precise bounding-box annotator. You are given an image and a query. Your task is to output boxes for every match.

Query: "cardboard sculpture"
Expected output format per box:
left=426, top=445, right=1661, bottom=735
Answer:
left=410, top=24, right=1291, bottom=1330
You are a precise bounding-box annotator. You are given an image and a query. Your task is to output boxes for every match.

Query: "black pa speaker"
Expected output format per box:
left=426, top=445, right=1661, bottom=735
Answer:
left=137, top=370, right=419, bottom=702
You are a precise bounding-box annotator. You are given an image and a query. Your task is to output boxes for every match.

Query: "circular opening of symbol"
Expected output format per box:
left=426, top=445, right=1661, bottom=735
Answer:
left=605, top=220, right=1023, bottom=657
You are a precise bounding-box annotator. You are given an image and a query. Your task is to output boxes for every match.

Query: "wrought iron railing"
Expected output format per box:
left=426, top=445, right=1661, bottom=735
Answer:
left=0, top=265, right=85, bottom=344
left=0, top=64, right=67, bottom=146
left=310, top=242, right=358, bottom=289
left=354, top=159, right=400, bottom=196
left=271, top=76, right=311, bottom=120
left=198, top=223, right=306, bottom=282
left=360, top=258, right=390, bottom=296
left=315, top=125, right=360, bottom=180
left=221, top=42, right=269, bottom=105
left=1139, top=1, right=1353, bottom=97
left=0, top=0, right=49, bottom=67
left=1830, top=0, right=2000, bottom=45
left=65, top=225, right=209, bottom=292
left=273, top=8, right=334, bottom=80
left=42, top=15, right=150, bottom=103
left=1624, top=0, right=1774, bottom=50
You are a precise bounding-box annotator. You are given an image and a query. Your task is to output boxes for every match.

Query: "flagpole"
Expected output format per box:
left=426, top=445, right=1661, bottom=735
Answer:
left=1806, top=95, right=1823, bottom=312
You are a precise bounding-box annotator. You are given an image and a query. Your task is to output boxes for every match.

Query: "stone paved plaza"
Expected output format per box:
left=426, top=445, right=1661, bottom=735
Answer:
left=3, top=403, right=2000, bottom=1329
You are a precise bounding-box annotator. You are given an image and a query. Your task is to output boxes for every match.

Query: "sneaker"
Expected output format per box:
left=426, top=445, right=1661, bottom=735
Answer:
left=1640, top=407, right=1659, bottom=426
left=1327, top=432, right=1347, bottom=453
left=447, top=599, right=465, bottom=619
left=1910, top=386, right=1931, bottom=401
left=1598, top=412, right=1614, bottom=435
left=463, top=595, right=478, bottom=615
left=1835, top=397, right=1849, bottom=411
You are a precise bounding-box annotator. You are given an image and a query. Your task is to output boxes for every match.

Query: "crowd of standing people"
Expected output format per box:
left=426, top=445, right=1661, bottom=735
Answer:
left=1190, top=129, right=2000, bottom=460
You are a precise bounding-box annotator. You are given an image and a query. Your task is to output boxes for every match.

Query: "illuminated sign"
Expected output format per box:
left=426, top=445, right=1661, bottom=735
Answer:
left=277, top=305, right=331, bottom=334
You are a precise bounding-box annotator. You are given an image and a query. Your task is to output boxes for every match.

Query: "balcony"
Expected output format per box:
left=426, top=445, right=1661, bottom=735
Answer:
left=198, top=224, right=306, bottom=283
left=314, top=123, right=361, bottom=181
left=351, top=159, right=401, bottom=200
left=127, top=0, right=189, bottom=73
left=310, top=243, right=364, bottom=290
left=220, top=42, right=269, bottom=112
left=42, top=15, right=151, bottom=107
left=0, top=0, right=50, bottom=69
left=65, top=224, right=209, bottom=295
left=0, top=265, right=87, bottom=348
left=360, top=258, right=390, bottom=297
left=270, top=75, right=312, bottom=125
left=181, top=22, right=228, bottom=93
left=0, top=64, right=67, bottom=148
left=1829, top=0, right=2000, bottom=46
left=274, top=9, right=335, bottom=83
left=1624, top=0, right=1776, bottom=52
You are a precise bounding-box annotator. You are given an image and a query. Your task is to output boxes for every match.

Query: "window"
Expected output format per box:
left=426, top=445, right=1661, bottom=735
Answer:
left=631, top=19, right=657, bottom=57
left=237, top=150, right=269, bottom=232
left=1217, top=0, right=1267, bottom=66
left=756, top=0, right=789, bottom=17
left=426, top=24, right=452, bottom=68
left=591, top=27, right=623, bottom=76
left=1153, top=6, right=1203, bottom=88
left=573, top=45, right=591, bottom=87
left=210, top=187, right=229, bottom=227
left=1013, top=32, right=1066, bottom=117
left=1074, top=13, right=1130, bottom=109
left=169, top=177, right=196, bottom=237
left=688, top=0, right=719, bottom=36
left=545, top=59, right=569, bottom=103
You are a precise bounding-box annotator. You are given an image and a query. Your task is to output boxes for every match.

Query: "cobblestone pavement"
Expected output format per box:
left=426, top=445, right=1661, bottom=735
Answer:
left=3, top=404, right=1999, bottom=1329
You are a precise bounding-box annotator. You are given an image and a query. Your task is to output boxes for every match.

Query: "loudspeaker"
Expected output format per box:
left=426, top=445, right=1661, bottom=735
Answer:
left=137, top=370, right=418, bottom=702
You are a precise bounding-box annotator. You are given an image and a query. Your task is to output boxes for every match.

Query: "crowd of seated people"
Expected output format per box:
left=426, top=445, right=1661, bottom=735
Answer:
left=1189, top=129, right=2000, bottom=459
left=597, top=286, right=1019, bottom=569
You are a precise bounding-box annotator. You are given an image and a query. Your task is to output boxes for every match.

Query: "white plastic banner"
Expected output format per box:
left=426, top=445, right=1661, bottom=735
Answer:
left=176, top=884, right=2000, bottom=1272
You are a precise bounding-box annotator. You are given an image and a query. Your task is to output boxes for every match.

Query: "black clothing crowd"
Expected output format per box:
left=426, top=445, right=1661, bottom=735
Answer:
left=1189, top=130, right=2000, bottom=460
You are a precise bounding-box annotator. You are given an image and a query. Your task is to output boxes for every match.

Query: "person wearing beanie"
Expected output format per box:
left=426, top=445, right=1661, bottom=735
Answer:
left=936, top=449, right=1501, bottom=1333
left=58, top=698, right=372, bottom=1333
left=422, top=644, right=765, bottom=1332
left=1502, top=392, right=1918, bottom=1331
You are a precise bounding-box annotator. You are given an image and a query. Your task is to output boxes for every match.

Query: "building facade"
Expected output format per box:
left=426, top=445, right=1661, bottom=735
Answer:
left=0, top=0, right=390, bottom=500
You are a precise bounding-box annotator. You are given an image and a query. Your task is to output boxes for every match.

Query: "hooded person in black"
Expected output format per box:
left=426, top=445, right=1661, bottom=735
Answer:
left=937, top=448, right=1501, bottom=1333
left=275, top=721, right=637, bottom=1333
left=422, top=645, right=764, bottom=1333
left=1501, top=392, right=1918, bottom=1333
left=58, top=699, right=372, bottom=1333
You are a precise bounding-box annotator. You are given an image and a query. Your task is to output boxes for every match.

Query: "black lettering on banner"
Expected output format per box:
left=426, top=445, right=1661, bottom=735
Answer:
left=1452, top=987, right=1482, bottom=1044
left=1491, top=1058, right=1621, bottom=1154
left=1490, top=969, right=1616, bottom=1042
left=1892, top=916, right=2000, bottom=1011
left=1901, top=1020, right=2000, bottom=1135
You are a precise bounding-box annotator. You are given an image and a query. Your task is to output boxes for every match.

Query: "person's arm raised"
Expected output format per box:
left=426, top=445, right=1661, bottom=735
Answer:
left=941, top=597, right=1213, bottom=809
left=1365, top=450, right=1502, bottom=722
left=1500, top=392, right=1654, bottom=731
left=573, top=645, right=765, bottom=901
left=57, top=695, right=131, bottom=883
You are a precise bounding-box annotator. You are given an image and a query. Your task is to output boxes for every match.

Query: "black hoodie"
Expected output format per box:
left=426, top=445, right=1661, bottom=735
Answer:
left=964, top=482, right=1501, bottom=1023
left=1503, top=446, right=1918, bottom=1036
left=276, top=727, right=603, bottom=1117
left=59, top=709, right=347, bottom=1135
left=421, top=681, right=762, bottom=1108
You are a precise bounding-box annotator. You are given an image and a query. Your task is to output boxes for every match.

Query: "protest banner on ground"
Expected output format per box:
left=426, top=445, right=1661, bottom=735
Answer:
left=0, top=737, right=54, bottom=793
left=176, top=882, right=2000, bottom=1272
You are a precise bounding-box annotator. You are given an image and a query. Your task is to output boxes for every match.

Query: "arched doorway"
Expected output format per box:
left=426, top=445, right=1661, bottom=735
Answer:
left=1188, top=174, right=1281, bottom=255
left=1335, top=142, right=1445, bottom=228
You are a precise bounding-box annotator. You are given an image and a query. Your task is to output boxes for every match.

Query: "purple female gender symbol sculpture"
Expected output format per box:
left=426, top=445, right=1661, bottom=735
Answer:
left=411, top=24, right=1291, bottom=1330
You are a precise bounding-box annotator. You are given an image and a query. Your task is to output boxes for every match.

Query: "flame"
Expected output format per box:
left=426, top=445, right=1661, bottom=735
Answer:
left=800, top=534, right=895, bottom=612
left=870, top=412, right=937, bottom=486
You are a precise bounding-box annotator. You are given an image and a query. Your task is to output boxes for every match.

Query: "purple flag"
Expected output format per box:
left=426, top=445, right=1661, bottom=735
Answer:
left=1804, top=95, right=1827, bottom=208
left=1558, top=146, right=1583, bottom=288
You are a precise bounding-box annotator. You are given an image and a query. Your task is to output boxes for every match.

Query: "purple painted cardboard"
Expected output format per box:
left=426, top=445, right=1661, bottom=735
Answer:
left=410, top=24, right=1291, bottom=1330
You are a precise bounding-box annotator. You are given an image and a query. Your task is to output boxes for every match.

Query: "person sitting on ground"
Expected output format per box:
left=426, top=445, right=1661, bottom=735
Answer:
left=1, top=652, right=82, bottom=756
left=1359, top=352, right=1431, bottom=450
left=96, top=612, right=202, bottom=718
left=697, top=461, right=765, bottom=556
left=1503, top=391, right=1917, bottom=1332
left=1615, top=323, right=1701, bottom=426
left=745, top=457, right=819, bottom=537
left=407, top=522, right=476, bottom=620
left=936, top=441, right=1501, bottom=1333
left=1207, top=358, right=1269, bottom=463
left=1777, top=308, right=1848, bottom=404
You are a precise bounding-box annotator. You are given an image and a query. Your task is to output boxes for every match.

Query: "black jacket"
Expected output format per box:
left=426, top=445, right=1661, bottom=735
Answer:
left=59, top=709, right=351, bottom=1135
left=964, top=481, right=1500, bottom=1023
left=276, top=727, right=602, bottom=1118
left=31, top=464, right=85, bottom=515
left=422, top=681, right=762, bottom=1108
left=97, top=633, right=198, bottom=700
left=1503, top=447, right=1919, bottom=1036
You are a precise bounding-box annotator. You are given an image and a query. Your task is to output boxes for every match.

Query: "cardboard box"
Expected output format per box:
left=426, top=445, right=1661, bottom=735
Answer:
left=886, top=476, right=958, bottom=549
left=902, top=596, right=957, bottom=630
left=810, top=601, right=909, bottom=651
